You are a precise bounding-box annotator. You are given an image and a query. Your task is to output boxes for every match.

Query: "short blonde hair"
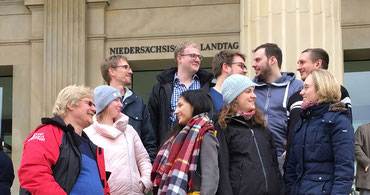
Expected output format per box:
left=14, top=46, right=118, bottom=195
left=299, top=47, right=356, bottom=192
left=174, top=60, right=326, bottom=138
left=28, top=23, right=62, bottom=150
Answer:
left=174, top=41, right=198, bottom=64
left=52, top=85, right=93, bottom=118
left=311, top=69, right=341, bottom=104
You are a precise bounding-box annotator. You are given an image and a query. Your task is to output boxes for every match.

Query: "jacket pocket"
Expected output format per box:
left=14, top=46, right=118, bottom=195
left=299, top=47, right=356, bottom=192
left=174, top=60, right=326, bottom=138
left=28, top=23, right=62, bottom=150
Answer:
left=301, top=175, right=333, bottom=195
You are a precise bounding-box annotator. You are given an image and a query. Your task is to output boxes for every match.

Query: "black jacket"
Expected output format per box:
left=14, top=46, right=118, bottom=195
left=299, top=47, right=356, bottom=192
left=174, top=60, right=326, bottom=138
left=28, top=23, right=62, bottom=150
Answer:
left=122, top=91, right=157, bottom=163
left=148, top=67, right=213, bottom=146
left=0, top=149, right=14, bottom=195
left=215, top=117, right=284, bottom=195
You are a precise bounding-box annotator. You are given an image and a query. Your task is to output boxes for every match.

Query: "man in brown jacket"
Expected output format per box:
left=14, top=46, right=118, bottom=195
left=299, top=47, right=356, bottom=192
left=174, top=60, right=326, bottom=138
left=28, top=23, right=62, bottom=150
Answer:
left=355, top=123, right=370, bottom=195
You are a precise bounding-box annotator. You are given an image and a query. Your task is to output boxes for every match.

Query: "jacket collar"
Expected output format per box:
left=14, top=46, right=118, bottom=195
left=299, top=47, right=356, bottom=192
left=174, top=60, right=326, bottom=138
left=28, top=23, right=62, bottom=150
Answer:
left=41, top=116, right=75, bottom=133
left=91, top=113, right=129, bottom=139
left=253, top=72, right=297, bottom=86
left=156, top=67, right=213, bottom=85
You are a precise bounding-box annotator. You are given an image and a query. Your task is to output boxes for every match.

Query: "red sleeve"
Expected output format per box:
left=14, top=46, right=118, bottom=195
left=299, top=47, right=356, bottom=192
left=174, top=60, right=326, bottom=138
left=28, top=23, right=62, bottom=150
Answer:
left=96, top=146, right=110, bottom=195
left=17, top=124, right=67, bottom=195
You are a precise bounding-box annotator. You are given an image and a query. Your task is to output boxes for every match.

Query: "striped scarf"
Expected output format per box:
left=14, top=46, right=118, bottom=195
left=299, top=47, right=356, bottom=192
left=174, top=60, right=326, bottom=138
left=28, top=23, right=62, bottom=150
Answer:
left=151, top=113, right=215, bottom=195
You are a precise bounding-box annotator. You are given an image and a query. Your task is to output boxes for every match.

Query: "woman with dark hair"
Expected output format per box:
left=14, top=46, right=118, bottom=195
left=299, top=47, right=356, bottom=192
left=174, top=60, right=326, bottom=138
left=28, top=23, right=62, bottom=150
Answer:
left=285, top=69, right=354, bottom=194
left=151, top=89, right=219, bottom=195
left=216, top=74, right=284, bottom=195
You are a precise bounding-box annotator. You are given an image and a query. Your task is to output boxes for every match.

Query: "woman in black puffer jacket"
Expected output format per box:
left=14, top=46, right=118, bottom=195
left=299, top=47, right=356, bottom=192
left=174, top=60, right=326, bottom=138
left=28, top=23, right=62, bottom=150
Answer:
left=215, top=74, right=285, bottom=195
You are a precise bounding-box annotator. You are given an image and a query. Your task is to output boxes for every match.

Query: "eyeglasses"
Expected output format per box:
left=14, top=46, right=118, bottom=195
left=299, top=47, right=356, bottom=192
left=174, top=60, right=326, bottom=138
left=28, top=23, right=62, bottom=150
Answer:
left=228, top=62, right=247, bottom=70
left=180, top=53, right=204, bottom=61
left=81, top=99, right=95, bottom=107
left=116, top=64, right=132, bottom=71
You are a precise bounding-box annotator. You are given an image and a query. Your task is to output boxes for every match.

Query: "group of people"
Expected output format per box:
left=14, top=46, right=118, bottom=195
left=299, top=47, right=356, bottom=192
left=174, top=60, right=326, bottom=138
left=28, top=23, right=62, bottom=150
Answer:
left=13, top=41, right=369, bottom=195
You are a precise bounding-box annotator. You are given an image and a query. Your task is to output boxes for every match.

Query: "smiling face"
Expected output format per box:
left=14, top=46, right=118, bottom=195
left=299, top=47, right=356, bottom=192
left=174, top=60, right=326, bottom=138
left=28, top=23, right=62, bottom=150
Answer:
left=178, top=46, right=201, bottom=75
left=110, top=59, right=133, bottom=86
left=106, top=98, right=123, bottom=119
left=297, top=51, right=319, bottom=81
left=72, top=97, right=96, bottom=128
left=300, top=74, right=318, bottom=103
left=252, top=48, right=272, bottom=80
left=174, top=97, right=194, bottom=126
left=235, top=87, right=256, bottom=113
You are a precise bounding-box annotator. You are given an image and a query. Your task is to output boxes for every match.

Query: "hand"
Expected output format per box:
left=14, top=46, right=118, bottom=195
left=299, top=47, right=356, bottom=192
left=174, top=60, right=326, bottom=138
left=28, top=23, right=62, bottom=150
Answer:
left=282, top=151, right=287, bottom=159
left=139, top=181, right=145, bottom=193
left=365, top=165, right=369, bottom=173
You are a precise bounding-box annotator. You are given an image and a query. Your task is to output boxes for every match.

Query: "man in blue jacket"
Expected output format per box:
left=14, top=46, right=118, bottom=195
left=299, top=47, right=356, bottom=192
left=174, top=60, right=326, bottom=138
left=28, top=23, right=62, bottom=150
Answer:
left=101, top=55, right=157, bottom=163
left=252, top=43, right=303, bottom=174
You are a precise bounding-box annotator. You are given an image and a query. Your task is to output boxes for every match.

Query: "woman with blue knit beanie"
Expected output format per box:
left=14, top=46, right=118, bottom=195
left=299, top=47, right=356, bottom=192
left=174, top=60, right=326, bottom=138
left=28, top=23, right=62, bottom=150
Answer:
left=84, top=85, right=152, bottom=195
left=215, top=74, right=285, bottom=195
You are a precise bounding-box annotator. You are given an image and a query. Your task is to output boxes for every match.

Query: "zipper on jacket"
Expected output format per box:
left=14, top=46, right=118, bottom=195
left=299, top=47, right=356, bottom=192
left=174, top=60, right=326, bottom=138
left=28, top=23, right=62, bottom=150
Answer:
left=264, top=86, right=271, bottom=122
left=251, top=129, right=269, bottom=193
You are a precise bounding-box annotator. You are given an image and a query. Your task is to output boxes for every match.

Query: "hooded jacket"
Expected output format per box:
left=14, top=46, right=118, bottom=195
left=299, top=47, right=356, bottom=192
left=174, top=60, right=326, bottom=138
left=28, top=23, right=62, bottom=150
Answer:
left=18, top=116, right=109, bottom=195
left=284, top=102, right=354, bottom=195
left=253, top=72, right=303, bottom=155
left=84, top=113, right=152, bottom=195
left=148, top=67, right=214, bottom=146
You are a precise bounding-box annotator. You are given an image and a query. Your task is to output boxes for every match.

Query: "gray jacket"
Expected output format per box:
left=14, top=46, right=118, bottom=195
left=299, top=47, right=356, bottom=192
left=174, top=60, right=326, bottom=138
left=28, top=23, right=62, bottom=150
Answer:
left=253, top=72, right=303, bottom=155
left=355, top=123, right=370, bottom=190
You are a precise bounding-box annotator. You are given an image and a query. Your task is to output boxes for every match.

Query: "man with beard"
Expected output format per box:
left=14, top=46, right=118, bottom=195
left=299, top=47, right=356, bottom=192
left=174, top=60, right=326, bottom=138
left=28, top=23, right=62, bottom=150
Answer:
left=148, top=41, right=213, bottom=146
left=252, top=43, right=303, bottom=175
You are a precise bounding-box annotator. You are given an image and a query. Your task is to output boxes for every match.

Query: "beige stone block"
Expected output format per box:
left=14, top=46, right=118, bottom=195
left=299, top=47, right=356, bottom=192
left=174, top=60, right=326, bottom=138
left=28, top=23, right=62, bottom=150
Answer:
left=342, top=0, right=370, bottom=25
left=0, top=15, right=31, bottom=41
left=107, top=0, right=239, bottom=10
left=87, top=39, right=105, bottom=88
left=87, top=2, right=107, bottom=36
left=105, top=4, right=240, bottom=38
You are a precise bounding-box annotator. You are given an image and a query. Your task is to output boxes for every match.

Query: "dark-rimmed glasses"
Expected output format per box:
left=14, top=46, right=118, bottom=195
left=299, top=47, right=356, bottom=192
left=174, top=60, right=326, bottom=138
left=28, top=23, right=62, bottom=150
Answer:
left=181, top=53, right=204, bottom=61
left=228, top=62, right=247, bottom=70
left=80, top=99, right=95, bottom=107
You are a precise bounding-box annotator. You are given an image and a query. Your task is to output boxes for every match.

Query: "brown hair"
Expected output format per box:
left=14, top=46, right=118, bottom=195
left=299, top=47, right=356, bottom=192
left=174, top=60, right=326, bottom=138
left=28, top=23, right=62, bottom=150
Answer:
left=212, top=50, right=245, bottom=78
left=100, top=55, right=128, bottom=85
left=217, top=99, right=265, bottom=130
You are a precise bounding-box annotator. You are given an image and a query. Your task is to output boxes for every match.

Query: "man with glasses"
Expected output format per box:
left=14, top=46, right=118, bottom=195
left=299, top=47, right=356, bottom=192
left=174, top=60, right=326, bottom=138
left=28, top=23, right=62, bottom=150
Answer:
left=148, top=41, right=213, bottom=146
left=18, top=85, right=109, bottom=195
left=252, top=43, right=303, bottom=175
left=210, top=50, right=248, bottom=115
left=100, top=55, right=157, bottom=163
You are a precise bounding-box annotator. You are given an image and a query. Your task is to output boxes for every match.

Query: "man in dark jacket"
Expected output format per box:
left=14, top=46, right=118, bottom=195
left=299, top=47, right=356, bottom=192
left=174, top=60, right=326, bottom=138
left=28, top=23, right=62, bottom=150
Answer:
left=18, top=85, right=109, bottom=195
left=148, top=41, right=213, bottom=146
left=101, top=55, right=157, bottom=163
left=0, top=145, right=14, bottom=195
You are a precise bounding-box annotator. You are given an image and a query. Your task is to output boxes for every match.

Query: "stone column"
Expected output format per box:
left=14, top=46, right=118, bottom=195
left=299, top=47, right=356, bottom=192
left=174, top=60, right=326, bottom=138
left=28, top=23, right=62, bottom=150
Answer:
left=43, top=0, right=86, bottom=116
left=240, top=0, right=344, bottom=83
left=86, top=0, right=109, bottom=87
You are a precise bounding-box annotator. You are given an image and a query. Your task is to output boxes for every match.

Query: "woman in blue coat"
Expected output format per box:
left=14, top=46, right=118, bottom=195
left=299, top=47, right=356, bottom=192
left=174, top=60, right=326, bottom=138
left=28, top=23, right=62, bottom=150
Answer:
left=284, top=69, right=354, bottom=195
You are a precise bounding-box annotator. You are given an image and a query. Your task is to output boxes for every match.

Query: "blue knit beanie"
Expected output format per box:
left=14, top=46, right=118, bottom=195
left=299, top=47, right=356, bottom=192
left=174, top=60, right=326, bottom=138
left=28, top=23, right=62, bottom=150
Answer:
left=222, top=74, right=256, bottom=104
left=94, top=85, right=122, bottom=114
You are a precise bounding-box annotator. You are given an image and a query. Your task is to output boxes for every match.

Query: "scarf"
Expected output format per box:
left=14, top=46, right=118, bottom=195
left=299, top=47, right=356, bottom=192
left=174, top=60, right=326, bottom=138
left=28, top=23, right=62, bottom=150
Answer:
left=151, top=113, right=215, bottom=195
left=301, top=100, right=318, bottom=110
left=235, top=109, right=255, bottom=120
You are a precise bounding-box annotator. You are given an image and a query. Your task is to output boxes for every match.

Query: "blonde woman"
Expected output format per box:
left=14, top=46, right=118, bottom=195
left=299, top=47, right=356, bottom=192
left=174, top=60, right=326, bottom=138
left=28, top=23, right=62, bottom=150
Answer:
left=285, top=69, right=354, bottom=194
